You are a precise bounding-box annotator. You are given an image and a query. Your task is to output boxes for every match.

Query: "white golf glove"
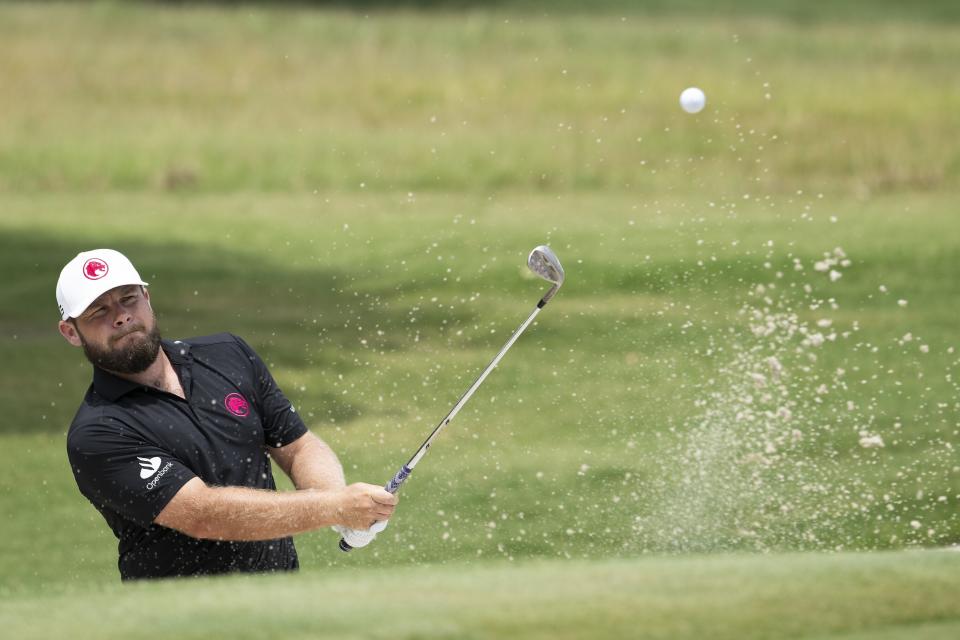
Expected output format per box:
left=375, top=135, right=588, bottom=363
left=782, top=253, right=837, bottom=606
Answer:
left=333, top=519, right=389, bottom=549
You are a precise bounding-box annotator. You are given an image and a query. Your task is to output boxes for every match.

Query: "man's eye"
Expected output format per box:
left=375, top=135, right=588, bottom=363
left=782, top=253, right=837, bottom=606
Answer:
left=90, top=308, right=105, bottom=318
left=122, top=296, right=137, bottom=303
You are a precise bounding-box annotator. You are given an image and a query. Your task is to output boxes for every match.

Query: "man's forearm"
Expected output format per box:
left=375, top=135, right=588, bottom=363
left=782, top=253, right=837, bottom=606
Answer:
left=156, top=473, right=398, bottom=541
left=287, top=435, right=347, bottom=491
left=188, top=483, right=339, bottom=541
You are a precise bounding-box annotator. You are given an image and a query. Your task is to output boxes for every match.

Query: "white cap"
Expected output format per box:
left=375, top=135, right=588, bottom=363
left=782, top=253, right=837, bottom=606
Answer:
left=56, top=249, right=149, bottom=320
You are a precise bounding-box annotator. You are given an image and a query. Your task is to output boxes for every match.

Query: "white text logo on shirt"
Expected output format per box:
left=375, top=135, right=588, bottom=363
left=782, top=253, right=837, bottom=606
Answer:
left=146, top=462, right=174, bottom=491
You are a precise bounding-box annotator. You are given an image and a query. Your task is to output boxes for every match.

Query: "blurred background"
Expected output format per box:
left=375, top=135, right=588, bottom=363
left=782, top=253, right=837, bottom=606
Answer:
left=1, top=1, right=958, bottom=637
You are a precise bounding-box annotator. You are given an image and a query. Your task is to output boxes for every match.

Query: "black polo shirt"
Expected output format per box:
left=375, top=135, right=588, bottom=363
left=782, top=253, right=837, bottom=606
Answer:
left=66, top=332, right=308, bottom=581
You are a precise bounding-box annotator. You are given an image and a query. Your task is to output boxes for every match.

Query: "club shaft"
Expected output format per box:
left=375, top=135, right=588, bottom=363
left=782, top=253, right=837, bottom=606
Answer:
left=403, top=302, right=544, bottom=471
left=341, top=284, right=560, bottom=550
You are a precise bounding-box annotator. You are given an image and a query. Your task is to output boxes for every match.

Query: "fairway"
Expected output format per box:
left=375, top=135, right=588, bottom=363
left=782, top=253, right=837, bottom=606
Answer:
left=2, top=550, right=960, bottom=640
left=0, top=1, right=958, bottom=637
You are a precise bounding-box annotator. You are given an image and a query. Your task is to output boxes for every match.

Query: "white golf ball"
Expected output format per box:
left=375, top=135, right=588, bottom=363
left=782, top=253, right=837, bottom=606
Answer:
left=679, top=87, right=706, bottom=114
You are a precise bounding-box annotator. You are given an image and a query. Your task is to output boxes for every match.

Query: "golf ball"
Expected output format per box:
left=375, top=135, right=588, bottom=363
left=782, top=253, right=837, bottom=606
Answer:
left=680, top=87, right=706, bottom=114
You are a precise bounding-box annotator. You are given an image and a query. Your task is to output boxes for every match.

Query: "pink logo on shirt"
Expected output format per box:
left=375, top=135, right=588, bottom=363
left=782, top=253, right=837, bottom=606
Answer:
left=83, top=258, right=109, bottom=280
left=224, top=393, right=250, bottom=417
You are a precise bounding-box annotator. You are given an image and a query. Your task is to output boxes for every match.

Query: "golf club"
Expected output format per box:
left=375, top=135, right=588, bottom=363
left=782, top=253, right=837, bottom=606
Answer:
left=336, top=245, right=565, bottom=551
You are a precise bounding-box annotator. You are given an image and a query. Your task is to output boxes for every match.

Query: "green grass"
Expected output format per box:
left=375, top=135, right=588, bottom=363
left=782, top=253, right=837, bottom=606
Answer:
left=0, top=1, right=959, bottom=636
left=1, top=3, right=958, bottom=195
left=2, top=190, right=957, bottom=589
left=2, top=550, right=959, bottom=640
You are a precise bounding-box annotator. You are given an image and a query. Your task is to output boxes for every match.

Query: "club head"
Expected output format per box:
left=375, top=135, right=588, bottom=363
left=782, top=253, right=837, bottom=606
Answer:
left=528, top=246, right=564, bottom=305
left=528, top=245, right=564, bottom=285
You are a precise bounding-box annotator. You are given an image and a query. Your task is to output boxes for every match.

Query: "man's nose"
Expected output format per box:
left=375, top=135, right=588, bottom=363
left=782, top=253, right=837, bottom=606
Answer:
left=112, top=308, right=132, bottom=327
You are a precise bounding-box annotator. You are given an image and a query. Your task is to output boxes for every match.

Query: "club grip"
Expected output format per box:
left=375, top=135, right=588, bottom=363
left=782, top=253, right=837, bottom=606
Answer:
left=338, top=465, right=413, bottom=552
left=385, top=464, right=413, bottom=494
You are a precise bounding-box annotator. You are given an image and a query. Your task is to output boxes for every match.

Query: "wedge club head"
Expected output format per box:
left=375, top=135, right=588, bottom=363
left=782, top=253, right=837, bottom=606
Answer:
left=528, top=245, right=564, bottom=304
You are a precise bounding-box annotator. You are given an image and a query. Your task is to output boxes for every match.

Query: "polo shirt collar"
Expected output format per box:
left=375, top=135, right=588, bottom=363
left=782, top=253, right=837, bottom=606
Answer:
left=92, top=339, right=192, bottom=402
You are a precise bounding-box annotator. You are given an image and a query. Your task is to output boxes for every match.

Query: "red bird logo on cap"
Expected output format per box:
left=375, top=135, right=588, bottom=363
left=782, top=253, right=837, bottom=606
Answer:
left=83, top=258, right=109, bottom=280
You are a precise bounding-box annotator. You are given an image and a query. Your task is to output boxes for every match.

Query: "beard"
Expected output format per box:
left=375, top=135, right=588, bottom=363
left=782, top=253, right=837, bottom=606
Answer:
left=77, top=321, right=163, bottom=375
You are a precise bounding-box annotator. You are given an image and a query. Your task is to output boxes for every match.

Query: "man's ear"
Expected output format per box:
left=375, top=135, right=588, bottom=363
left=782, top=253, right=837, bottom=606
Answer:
left=58, top=320, right=83, bottom=347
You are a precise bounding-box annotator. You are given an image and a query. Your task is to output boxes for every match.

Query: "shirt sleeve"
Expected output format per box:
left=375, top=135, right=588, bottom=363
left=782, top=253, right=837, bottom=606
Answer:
left=67, top=421, right=196, bottom=528
left=232, top=334, right=309, bottom=448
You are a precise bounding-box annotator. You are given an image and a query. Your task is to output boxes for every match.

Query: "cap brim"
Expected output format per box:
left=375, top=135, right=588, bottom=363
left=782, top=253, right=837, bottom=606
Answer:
left=63, top=280, right=149, bottom=320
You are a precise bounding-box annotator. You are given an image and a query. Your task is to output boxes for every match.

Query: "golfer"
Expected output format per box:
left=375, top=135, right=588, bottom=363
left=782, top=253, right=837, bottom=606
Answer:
left=57, top=249, right=397, bottom=580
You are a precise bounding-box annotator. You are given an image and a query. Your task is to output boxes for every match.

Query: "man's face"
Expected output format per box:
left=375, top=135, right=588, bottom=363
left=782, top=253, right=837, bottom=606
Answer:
left=65, top=285, right=162, bottom=375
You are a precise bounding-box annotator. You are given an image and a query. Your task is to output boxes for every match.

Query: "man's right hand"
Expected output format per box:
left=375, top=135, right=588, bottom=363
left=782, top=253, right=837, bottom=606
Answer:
left=331, top=482, right=398, bottom=530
